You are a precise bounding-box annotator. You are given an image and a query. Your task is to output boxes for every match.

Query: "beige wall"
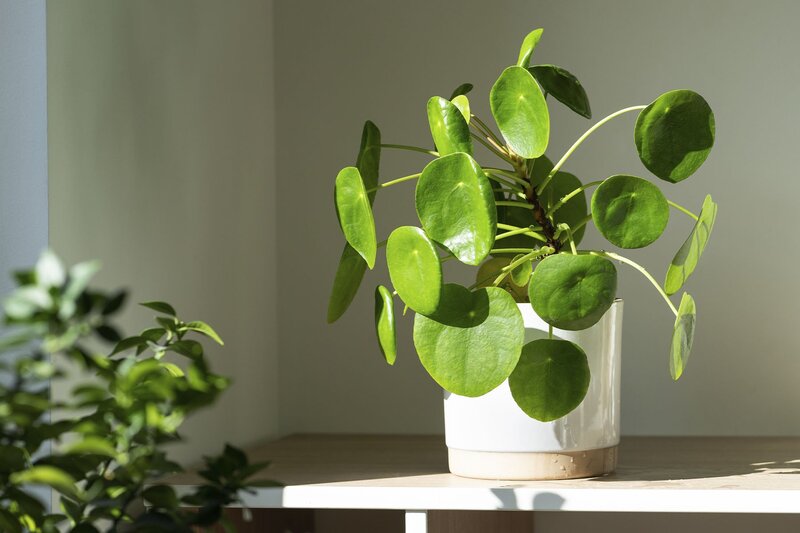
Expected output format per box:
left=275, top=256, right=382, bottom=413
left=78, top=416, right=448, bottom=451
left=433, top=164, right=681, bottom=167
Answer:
left=47, top=0, right=278, bottom=463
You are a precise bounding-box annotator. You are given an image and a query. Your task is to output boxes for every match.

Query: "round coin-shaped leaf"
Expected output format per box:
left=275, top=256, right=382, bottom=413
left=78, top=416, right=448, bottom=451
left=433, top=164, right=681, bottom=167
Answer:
left=510, top=254, right=532, bottom=286
left=635, top=90, right=715, bottom=183
left=386, top=226, right=442, bottom=315
left=356, top=120, right=381, bottom=204
left=490, top=66, right=550, bottom=159
left=516, top=28, right=543, bottom=68
left=529, top=254, right=617, bottom=330
left=665, top=195, right=717, bottom=295
left=413, top=284, right=524, bottom=397
left=449, top=82, right=473, bottom=100
left=475, top=256, right=527, bottom=302
left=670, top=292, right=696, bottom=380
left=509, top=339, right=591, bottom=421
left=529, top=64, right=591, bottom=119
left=591, top=174, right=669, bottom=249
left=451, top=95, right=471, bottom=123
left=334, top=166, right=377, bottom=268
left=416, top=153, right=496, bottom=265
left=427, top=96, right=472, bottom=156
left=374, top=285, right=397, bottom=365
left=327, top=243, right=368, bottom=323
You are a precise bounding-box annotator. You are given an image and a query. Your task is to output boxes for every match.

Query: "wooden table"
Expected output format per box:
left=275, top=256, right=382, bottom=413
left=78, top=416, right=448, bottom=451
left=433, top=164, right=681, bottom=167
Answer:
left=168, top=434, right=800, bottom=532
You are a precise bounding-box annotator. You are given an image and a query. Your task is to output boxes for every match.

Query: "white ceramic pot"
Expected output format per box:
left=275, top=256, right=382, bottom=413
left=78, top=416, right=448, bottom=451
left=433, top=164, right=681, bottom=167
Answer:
left=444, top=300, right=623, bottom=480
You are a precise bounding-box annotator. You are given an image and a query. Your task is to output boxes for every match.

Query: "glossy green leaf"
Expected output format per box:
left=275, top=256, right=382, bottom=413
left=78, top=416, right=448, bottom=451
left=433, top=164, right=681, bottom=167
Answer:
left=413, top=284, right=524, bottom=396
left=416, top=153, right=496, bottom=265
left=386, top=226, right=442, bottom=315
left=143, top=485, right=179, bottom=509
left=334, top=166, right=377, bottom=268
left=490, top=66, right=550, bottom=159
left=516, top=28, right=543, bottom=68
left=451, top=95, right=471, bottom=123
left=665, top=195, right=717, bottom=295
left=182, top=321, right=224, bottom=345
left=529, top=253, right=617, bottom=330
left=427, top=96, right=472, bottom=156
left=475, top=257, right=527, bottom=302
left=356, top=121, right=381, bottom=203
left=11, top=466, right=80, bottom=500
left=374, top=286, right=397, bottom=365
left=327, top=244, right=367, bottom=323
left=529, top=64, right=591, bottom=119
left=510, top=254, right=532, bottom=286
left=591, top=174, right=669, bottom=248
left=140, top=301, right=176, bottom=316
left=670, top=292, right=696, bottom=380
left=63, top=436, right=118, bottom=458
left=635, top=90, right=715, bottom=183
left=509, top=339, right=590, bottom=421
left=449, top=82, right=473, bottom=99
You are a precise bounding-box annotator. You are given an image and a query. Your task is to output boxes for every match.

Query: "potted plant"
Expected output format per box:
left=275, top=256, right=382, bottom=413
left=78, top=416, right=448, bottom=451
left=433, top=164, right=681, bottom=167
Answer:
left=329, top=29, right=717, bottom=480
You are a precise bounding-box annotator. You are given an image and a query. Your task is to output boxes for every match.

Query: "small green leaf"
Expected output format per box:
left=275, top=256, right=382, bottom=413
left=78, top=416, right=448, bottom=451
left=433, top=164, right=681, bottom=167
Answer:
left=334, top=166, right=377, bottom=268
left=475, top=257, right=528, bottom=302
left=142, top=485, right=179, bottom=509
left=591, top=174, right=669, bottom=248
left=426, top=96, right=472, bottom=156
left=356, top=121, right=381, bottom=203
left=635, top=89, right=715, bottom=183
left=11, top=466, right=80, bottom=500
left=510, top=254, right=532, bottom=286
left=140, top=301, right=177, bottom=316
left=386, top=226, right=442, bottom=315
left=529, top=64, right=591, bottom=119
left=451, top=94, right=470, bottom=123
left=111, top=336, right=145, bottom=356
left=516, top=28, right=543, bottom=68
left=327, top=243, right=367, bottom=323
left=374, top=286, right=397, bottom=365
left=670, top=292, right=696, bottom=380
left=182, top=321, right=224, bottom=345
left=416, top=153, right=496, bottom=265
left=529, top=254, right=617, bottom=330
left=0, top=445, right=27, bottom=473
left=449, top=82, right=473, bottom=100
left=665, top=195, right=717, bottom=295
left=63, top=436, right=118, bottom=458
left=490, top=66, right=549, bottom=158
left=509, top=339, right=590, bottom=421
left=413, top=284, right=524, bottom=396
left=168, top=340, right=204, bottom=359
left=102, top=290, right=127, bottom=315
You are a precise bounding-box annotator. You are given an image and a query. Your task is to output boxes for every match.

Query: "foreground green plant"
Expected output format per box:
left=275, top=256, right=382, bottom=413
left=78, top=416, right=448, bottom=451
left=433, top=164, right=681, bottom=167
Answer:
left=330, top=29, right=717, bottom=422
left=0, top=252, right=274, bottom=532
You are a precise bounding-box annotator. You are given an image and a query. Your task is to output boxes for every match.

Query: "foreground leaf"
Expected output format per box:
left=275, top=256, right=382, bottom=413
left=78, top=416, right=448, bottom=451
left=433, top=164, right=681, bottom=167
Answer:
left=509, top=339, right=590, bottom=421
left=374, top=286, right=397, bottom=365
left=386, top=226, right=442, bottom=315
left=529, top=64, right=591, bottom=119
left=591, top=174, right=669, bottom=248
left=665, top=195, right=717, bottom=295
left=11, top=466, right=80, bottom=501
left=529, top=254, right=617, bottom=330
left=334, top=166, right=377, bottom=268
left=451, top=94, right=470, bottom=123
left=426, top=96, right=472, bottom=156
left=327, top=244, right=367, bottom=323
left=413, top=284, right=524, bottom=396
left=635, top=90, right=715, bottom=183
left=490, top=66, right=549, bottom=158
left=416, top=153, right=496, bottom=265
left=670, top=293, right=696, bottom=380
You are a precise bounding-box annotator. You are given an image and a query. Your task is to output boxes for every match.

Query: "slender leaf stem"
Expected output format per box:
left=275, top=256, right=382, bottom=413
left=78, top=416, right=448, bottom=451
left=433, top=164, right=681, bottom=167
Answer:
left=365, top=172, right=421, bottom=193
left=668, top=200, right=699, bottom=221
left=496, top=223, right=547, bottom=242
left=571, top=214, right=593, bottom=234
left=546, top=180, right=604, bottom=216
left=589, top=250, right=678, bottom=317
left=471, top=133, right=515, bottom=164
left=537, top=105, right=647, bottom=195
left=493, top=246, right=554, bottom=285
left=484, top=167, right=530, bottom=187
left=484, top=172, right=524, bottom=193
left=496, top=200, right=534, bottom=209
left=380, top=143, right=438, bottom=157
left=471, top=115, right=505, bottom=147
left=490, top=248, right=537, bottom=254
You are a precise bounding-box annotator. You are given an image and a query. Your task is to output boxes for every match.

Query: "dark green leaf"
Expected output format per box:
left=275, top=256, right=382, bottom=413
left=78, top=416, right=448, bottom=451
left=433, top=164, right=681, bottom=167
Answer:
left=140, top=301, right=177, bottom=316
left=374, top=285, right=397, bottom=365
left=355, top=120, right=381, bottom=204
left=530, top=64, right=591, bottom=118
left=143, top=485, right=179, bottom=509
left=101, top=290, right=127, bottom=315
left=327, top=243, right=368, bottom=323
left=449, top=82, right=473, bottom=100
left=591, top=174, right=669, bottom=248
left=95, top=324, right=122, bottom=343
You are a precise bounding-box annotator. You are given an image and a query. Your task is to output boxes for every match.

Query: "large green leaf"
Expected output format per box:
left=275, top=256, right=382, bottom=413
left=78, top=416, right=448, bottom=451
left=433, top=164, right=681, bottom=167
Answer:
left=490, top=66, right=550, bottom=159
left=427, top=96, right=472, bottom=156
left=374, top=285, right=397, bottom=365
left=516, top=28, right=543, bottom=68
left=529, top=254, right=617, bottom=330
left=591, top=174, right=669, bottom=249
left=509, top=339, right=590, bottom=421
left=386, top=226, right=442, bottom=315
left=327, top=244, right=367, bottom=323
left=670, top=292, right=696, bottom=380
left=635, top=90, right=715, bottom=183
left=356, top=120, right=381, bottom=203
left=334, top=166, right=377, bottom=268
left=416, top=153, right=496, bottom=265
left=530, top=155, right=588, bottom=245
left=529, top=64, right=591, bottom=119
left=413, top=284, right=524, bottom=396
left=11, top=466, right=81, bottom=500
left=665, top=195, right=717, bottom=295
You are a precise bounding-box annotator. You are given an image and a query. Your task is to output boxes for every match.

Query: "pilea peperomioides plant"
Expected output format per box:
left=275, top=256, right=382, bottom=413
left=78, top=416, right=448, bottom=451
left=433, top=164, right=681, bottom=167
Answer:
left=329, top=29, right=717, bottom=422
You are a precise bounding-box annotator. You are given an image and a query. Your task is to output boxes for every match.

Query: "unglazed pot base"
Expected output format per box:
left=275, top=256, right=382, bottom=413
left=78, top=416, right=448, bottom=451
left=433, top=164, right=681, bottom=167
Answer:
left=448, top=445, right=618, bottom=480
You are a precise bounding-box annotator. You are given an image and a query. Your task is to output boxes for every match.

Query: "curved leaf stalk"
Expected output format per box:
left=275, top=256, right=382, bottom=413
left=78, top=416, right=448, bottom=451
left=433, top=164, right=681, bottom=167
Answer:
left=380, top=143, right=438, bottom=157
left=546, top=180, right=604, bottom=217
left=667, top=200, right=700, bottom=221
left=365, top=172, right=421, bottom=194
left=589, top=250, right=678, bottom=316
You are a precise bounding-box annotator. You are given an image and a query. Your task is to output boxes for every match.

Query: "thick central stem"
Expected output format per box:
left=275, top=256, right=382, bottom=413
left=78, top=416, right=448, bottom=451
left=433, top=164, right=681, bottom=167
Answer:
left=511, top=156, right=560, bottom=251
